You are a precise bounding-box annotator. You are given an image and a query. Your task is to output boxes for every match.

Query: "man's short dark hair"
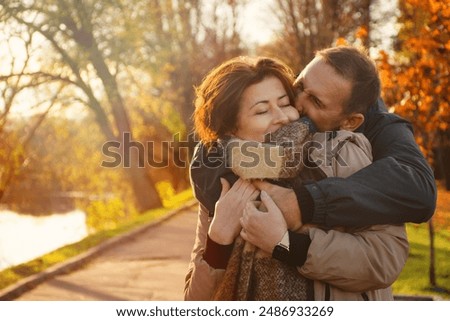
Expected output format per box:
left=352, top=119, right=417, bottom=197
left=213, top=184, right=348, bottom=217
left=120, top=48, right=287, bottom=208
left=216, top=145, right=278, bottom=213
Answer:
left=316, top=46, right=380, bottom=114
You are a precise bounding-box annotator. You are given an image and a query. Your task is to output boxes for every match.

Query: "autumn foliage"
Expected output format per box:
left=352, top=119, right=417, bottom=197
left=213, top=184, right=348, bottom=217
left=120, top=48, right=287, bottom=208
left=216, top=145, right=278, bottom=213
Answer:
left=377, top=0, right=450, bottom=165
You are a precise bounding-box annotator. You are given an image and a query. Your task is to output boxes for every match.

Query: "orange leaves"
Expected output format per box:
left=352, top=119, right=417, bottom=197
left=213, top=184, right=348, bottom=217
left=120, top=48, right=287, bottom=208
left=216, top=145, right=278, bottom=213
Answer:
left=381, top=1, right=450, bottom=164
left=446, top=40, right=450, bottom=51
left=335, top=37, right=348, bottom=46
left=355, top=26, right=368, bottom=41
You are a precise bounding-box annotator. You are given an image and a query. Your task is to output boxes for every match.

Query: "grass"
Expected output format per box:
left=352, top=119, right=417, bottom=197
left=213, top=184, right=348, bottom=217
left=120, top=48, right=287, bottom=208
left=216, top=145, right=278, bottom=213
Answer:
left=392, top=183, right=450, bottom=300
left=0, top=188, right=194, bottom=291
left=392, top=223, right=450, bottom=299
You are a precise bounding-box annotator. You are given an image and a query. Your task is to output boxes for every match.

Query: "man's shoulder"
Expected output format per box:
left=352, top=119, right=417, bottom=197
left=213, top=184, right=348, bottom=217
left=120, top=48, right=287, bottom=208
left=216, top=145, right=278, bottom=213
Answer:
left=362, top=104, right=412, bottom=139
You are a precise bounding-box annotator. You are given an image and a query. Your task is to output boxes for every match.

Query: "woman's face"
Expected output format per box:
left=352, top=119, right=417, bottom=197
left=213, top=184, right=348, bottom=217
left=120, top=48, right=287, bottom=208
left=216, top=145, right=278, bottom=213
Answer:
left=233, top=76, right=299, bottom=142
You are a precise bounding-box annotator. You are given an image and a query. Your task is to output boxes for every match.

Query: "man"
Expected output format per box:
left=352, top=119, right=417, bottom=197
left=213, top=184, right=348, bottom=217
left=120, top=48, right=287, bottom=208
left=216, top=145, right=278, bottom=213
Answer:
left=237, top=46, right=417, bottom=300
left=252, top=46, right=436, bottom=230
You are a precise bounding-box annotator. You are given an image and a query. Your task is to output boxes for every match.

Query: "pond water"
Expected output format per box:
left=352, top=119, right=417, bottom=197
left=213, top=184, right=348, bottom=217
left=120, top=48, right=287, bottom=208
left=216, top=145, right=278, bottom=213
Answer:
left=0, top=209, right=88, bottom=271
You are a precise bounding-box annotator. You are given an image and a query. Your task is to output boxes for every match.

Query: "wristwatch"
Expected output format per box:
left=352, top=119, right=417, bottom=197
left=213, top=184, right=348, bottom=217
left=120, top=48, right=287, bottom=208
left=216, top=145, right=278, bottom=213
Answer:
left=272, top=230, right=290, bottom=262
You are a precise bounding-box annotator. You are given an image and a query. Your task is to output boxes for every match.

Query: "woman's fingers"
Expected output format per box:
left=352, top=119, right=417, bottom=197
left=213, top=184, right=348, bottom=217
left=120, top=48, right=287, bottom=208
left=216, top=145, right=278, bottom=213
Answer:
left=219, top=178, right=231, bottom=198
left=224, top=178, right=259, bottom=203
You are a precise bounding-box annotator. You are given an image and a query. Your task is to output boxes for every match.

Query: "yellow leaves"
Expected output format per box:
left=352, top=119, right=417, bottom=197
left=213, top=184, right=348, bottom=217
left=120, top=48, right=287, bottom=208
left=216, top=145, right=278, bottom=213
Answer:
left=162, top=63, right=176, bottom=73
left=155, top=180, right=176, bottom=207
left=405, top=0, right=422, bottom=8
left=85, top=197, right=128, bottom=231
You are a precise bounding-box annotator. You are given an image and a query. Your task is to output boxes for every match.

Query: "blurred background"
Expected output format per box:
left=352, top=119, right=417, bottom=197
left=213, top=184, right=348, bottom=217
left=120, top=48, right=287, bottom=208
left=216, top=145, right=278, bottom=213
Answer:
left=0, top=0, right=449, bottom=297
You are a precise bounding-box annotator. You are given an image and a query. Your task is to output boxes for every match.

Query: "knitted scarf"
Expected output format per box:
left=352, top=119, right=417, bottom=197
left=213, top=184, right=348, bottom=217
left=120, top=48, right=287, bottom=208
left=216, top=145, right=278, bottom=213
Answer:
left=213, top=120, right=318, bottom=301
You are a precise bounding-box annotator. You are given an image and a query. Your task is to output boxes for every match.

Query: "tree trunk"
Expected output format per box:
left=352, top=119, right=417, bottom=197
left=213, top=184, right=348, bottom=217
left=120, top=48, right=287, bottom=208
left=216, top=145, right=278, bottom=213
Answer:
left=429, top=219, right=436, bottom=287
left=438, top=131, right=450, bottom=190
left=74, top=5, right=162, bottom=212
left=125, top=151, right=163, bottom=212
left=359, top=0, right=373, bottom=47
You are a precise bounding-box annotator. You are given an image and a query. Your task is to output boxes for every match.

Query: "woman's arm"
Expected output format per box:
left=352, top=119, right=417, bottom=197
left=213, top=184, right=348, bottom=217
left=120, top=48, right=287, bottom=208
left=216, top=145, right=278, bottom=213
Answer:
left=184, top=204, right=227, bottom=300
left=185, top=179, right=259, bottom=300
left=299, top=224, right=409, bottom=292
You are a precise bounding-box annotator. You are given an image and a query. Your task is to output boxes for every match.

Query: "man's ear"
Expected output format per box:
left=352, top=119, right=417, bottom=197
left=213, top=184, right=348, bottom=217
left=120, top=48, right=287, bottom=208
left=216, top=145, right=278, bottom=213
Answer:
left=340, top=113, right=365, bottom=131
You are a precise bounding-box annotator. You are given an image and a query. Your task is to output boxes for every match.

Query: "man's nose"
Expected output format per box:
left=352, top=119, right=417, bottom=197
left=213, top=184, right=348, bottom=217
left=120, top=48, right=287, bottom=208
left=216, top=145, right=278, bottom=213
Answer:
left=295, top=95, right=305, bottom=116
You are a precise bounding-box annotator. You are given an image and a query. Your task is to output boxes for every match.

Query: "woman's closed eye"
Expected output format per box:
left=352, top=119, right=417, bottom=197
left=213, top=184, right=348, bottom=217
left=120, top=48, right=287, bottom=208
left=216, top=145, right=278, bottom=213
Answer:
left=254, top=107, right=268, bottom=115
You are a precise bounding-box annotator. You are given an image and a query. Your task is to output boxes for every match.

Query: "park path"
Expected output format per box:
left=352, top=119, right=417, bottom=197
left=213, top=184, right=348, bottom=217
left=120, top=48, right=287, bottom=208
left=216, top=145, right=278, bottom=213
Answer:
left=13, top=204, right=198, bottom=301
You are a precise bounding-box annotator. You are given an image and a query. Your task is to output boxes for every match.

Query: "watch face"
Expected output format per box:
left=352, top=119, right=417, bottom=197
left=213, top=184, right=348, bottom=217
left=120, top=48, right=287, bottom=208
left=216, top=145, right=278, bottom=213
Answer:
left=273, top=244, right=289, bottom=262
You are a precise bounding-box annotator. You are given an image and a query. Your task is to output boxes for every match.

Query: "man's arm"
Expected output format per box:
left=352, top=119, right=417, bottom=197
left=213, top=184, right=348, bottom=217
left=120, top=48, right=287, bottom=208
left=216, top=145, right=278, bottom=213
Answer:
left=298, top=111, right=436, bottom=227
left=255, top=112, right=436, bottom=228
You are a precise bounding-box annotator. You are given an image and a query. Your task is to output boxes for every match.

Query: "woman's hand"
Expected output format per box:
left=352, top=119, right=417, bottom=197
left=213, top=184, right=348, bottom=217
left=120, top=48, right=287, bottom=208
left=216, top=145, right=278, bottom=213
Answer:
left=240, top=191, right=288, bottom=254
left=208, top=178, right=259, bottom=245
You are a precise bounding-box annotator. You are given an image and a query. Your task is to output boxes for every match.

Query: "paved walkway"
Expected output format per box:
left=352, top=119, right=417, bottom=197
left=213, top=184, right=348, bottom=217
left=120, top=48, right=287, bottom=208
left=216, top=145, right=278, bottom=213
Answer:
left=13, top=205, right=198, bottom=301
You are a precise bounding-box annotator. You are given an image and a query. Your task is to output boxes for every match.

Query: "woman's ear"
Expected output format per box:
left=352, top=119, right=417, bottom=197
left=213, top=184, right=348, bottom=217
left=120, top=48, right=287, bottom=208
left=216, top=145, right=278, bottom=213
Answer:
left=340, top=113, right=365, bottom=131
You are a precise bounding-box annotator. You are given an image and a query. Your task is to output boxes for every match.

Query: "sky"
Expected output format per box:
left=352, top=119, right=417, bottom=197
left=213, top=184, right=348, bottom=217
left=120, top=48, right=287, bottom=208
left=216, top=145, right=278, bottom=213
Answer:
left=239, top=0, right=278, bottom=46
left=238, top=0, right=398, bottom=54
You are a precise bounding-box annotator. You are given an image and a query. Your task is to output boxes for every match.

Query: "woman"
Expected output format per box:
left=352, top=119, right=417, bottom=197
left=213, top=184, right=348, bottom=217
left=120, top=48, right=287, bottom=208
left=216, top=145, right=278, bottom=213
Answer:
left=184, top=56, right=408, bottom=300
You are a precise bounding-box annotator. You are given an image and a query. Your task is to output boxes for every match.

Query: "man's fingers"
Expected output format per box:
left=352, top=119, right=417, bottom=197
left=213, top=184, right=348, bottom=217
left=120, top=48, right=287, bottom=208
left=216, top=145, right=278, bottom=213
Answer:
left=249, top=189, right=260, bottom=201
left=240, top=228, right=248, bottom=241
left=252, top=179, right=270, bottom=191
left=260, top=190, right=280, bottom=213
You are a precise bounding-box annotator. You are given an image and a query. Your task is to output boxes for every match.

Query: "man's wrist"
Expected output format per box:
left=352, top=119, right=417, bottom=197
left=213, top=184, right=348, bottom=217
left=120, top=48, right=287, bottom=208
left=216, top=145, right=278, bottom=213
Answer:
left=272, top=230, right=311, bottom=267
left=272, top=230, right=290, bottom=262
left=292, top=181, right=315, bottom=224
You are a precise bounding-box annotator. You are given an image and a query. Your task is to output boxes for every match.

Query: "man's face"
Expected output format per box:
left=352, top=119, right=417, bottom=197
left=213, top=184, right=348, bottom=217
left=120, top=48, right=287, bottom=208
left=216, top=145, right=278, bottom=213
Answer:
left=294, top=57, right=352, bottom=132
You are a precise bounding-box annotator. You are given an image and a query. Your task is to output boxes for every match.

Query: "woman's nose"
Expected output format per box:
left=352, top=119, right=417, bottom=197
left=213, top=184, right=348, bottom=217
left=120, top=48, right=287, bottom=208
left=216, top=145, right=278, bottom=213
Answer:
left=273, top=106, right=290, bottom=124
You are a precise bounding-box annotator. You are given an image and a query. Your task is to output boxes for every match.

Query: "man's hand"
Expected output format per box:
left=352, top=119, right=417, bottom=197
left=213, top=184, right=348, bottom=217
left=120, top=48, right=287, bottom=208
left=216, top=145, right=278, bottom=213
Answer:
left=252, top=180, right=303, bottom=231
